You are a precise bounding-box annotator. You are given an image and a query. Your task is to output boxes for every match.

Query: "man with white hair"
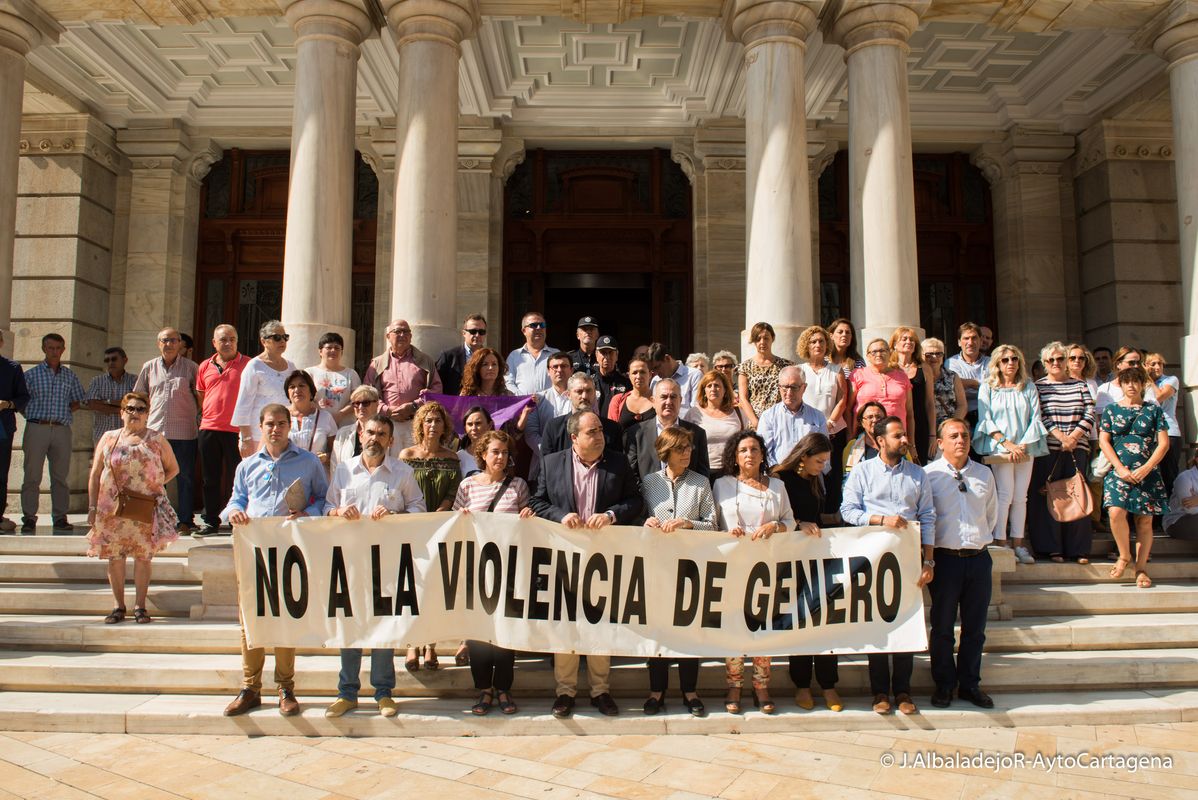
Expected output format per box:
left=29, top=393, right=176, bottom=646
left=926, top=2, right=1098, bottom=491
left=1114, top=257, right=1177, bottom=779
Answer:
left=541, top=373, right=622, bottom=456
left=756, top=365, right=828, bottom=467
left=624, top=378, right=709, bottom=481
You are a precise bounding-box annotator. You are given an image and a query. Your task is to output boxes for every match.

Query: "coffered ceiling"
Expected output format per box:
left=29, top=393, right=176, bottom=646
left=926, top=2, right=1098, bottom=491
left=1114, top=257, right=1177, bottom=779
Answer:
left=21, top=11, right=1168, bottom=137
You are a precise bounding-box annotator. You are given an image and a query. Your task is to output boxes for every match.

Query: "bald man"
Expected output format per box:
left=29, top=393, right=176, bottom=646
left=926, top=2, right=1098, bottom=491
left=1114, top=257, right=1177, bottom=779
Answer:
left=363, top=319, right=442, bottom=449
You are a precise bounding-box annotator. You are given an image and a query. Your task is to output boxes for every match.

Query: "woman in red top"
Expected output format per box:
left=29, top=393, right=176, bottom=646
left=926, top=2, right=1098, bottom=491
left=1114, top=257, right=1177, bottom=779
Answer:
left=850, top=339, right=915, bottom=441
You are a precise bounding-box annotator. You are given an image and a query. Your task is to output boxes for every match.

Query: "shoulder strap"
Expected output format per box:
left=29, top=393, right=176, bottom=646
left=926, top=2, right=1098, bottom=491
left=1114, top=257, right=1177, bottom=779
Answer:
left=486, top=475, right=514, bottom=512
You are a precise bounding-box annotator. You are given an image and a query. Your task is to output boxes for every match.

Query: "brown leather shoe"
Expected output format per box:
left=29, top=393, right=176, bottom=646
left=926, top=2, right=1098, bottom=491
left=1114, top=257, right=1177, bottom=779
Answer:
left=896, top=693, right=918, bottom=715
left=224, top=688, right=261, bottom=716
left=872, top=693, right=891, bottom=714
left=278, top=688, right=301, bottom=716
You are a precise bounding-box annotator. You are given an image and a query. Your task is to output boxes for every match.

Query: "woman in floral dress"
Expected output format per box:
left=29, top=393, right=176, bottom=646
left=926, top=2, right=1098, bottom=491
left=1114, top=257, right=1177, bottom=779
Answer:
left=1098, top=366, right=1170, bottom=589
left=86, top=392, right=180, bottom=624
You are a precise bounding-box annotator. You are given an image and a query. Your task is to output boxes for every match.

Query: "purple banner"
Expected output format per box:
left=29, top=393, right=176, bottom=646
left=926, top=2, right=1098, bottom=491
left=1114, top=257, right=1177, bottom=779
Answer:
left=423, top=393, right=534, bottom=435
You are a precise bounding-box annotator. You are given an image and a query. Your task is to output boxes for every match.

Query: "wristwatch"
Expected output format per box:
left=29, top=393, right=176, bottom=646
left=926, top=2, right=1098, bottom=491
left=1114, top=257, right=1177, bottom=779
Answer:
left=922, top=559, right=936, bottom=569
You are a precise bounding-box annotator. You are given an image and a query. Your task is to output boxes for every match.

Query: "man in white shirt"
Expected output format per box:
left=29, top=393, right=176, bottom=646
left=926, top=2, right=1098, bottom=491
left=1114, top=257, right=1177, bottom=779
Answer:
left=323, top=414, right=425, bottom=719
left=1095, top=347, right=1156, bottom=415
left=505, top=311, right=560, bottom=395
left=524, top=352, right=574, bottom=476
left=646, top=342, right=700, bottom=409
left=923, top=418, right=999, bottom=711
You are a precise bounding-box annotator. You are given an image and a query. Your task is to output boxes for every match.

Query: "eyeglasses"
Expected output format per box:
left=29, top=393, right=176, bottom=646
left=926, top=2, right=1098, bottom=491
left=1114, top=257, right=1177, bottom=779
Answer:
left=387, top=328, right=412, bottom=336
left=465, top=329, right=486, bottom=336
left=714, top=363, right=735, bottom=370
left=525, top=322, right=546, bottom=330
left=158, top=337, right=180, bottom=344
left=924, top=352, right=943, bottom=358
left=265, top=334, right=290, bottom=342
left=999, top=356, right=1019, bottom=364
left=779, top=384, right=801, bottom=391
left=123, top=405, right=148, bottom=413
left=867, top=350, right=888, bottom=357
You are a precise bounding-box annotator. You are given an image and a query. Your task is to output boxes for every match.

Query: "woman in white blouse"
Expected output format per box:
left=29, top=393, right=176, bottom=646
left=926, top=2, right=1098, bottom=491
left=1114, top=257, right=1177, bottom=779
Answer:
left=796, top=325, right=848, bottom=510
left=284, top=370, right=339, bottom=467
left=640, top=426, right=716, bottom=717
left=713, top=430, right=795, bottom=715
left=231, top=320, right=296, bottom=457
left=684, top=370, right=745, bottom=473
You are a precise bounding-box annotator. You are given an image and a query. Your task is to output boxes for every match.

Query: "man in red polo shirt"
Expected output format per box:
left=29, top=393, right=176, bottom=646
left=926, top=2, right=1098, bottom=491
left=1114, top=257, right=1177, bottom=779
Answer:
left=195, top=324, right=250, bottom=537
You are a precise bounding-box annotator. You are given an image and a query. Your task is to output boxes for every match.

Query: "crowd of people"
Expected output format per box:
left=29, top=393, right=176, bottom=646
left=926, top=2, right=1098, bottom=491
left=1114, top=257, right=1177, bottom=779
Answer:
left=0, top=312, right=1192, bottom=720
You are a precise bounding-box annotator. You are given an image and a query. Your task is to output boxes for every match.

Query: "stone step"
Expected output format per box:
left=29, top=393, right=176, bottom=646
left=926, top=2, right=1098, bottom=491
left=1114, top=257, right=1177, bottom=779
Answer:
left=0, top=534, right=205, bottom=558
left=0, top=583, right=200, bottom=617
left=1005, top=581, right=1198, bottom=615
left=1003, top=557, right=1198, bottom=584
left=1087, top=534, right=1198, bottom=557
left=0, top=555, right=198, bottom=583
left=0, top=647, right=1193, bottom=697
left=3, top=612, right=1195, bottom=654
left=0, top=688, right=1193, bottom=737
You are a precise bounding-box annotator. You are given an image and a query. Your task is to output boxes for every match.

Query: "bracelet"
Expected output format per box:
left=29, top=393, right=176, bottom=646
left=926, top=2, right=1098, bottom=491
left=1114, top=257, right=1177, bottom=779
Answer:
left=88, top=505, right=97, bottom=512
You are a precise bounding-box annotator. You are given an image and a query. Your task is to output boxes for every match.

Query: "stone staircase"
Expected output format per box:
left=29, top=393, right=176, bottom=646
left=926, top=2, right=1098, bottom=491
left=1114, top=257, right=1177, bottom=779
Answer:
left=0, top=529, right=1195, bottom=737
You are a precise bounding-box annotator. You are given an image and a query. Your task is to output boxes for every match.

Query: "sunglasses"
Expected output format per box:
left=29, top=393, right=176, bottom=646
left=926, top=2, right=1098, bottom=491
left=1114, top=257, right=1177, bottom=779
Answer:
left=867, top=350, right=888, bottom=356
left=1045, top=356, right=1064, bottom=363
left=103, top=356, right=121, bottom=363
left=525, top=322, right=546, bottom=330
left=952, top=469, right=967, bottom=493
left=999, top=356, right=1019, bottom=364
left=1067, top=356, right=1086, bottom=361
left=350, top=400, right=377, bottom=408
left=465, top=329, right=486, bottom=336
left=158, top=337, right=180, bottom=345
left=265, top=334, right=290, bottom=342
left=123, top=405, right=148, bottom=413
left=924, top=352, right=943, bottom=357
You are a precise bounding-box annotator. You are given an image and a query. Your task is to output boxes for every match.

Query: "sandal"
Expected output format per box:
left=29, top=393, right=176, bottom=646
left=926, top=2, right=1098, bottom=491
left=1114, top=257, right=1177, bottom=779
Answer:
left=423, top=645, right=439, bottom=671
left=103, top=607, right=126, bottom=624
left=1075, top=557, right=1091, bottom=565
left=133, top=607, right=152, bottom=624
left=1136, top=570, right=1153, bottom=589
left=753, top=688, right=776, bottom=715
left=496, top=691, right=518, bottom=715
left=404, top=647, right=420, bottom=672
left=1109, top=557, right=1130, bottom=579
left=724, top=687, right=742, bottom=715
left=471, top=690, right=493, bottom=716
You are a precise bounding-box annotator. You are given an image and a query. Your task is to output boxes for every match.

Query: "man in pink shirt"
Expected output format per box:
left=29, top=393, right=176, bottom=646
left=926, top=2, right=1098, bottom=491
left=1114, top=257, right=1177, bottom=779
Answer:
left=363, top=319, right=443, bottom=448
left=195, top=324, right=251, bottom=537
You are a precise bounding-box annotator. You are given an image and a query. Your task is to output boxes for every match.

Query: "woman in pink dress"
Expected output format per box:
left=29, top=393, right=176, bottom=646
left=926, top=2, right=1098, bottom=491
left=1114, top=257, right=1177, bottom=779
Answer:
left=86, top=392, right=180, bottom=624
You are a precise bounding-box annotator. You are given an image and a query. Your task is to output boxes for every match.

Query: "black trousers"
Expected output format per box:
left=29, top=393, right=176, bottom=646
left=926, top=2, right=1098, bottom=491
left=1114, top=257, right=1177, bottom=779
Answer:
left=867, top=654, right=913, bottom=696
left=788, top=654, right=839, bottom=690
left=467, top=640, right=514, bottom=691
left=826, top=429, right=847, bottom=515
left=198, top=430, right=239, bottom=527
left=1027, top=451, right=1093, bottom=558
left=928, top=549, right=992, bottom=693
left=0, top=433, right=11, bottom=518
left=647, top=657, right=699, bottom=694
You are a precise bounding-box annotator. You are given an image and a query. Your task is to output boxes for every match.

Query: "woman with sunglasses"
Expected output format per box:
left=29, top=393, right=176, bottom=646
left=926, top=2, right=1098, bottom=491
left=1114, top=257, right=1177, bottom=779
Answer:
left=922, top=338, right=967, bottom=449
left=1029, top=341, right=1096, bottom=564
left=973, top=345, right=1048, bottom=565
left=851, top=339, right=916, bottom=447
left=230, top=320, right=296, bottom=458
left=711, top=350, right=740, bottom=405
left=86, top=392, right=180, bottom=625
left=329, top=385, right=402, bottom=470
left=890, top=327, right=936, bottom=464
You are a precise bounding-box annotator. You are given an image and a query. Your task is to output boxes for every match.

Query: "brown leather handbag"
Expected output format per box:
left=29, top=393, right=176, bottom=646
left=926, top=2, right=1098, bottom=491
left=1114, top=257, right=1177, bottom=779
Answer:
left=108, top=433, right=157, bottom=525
left=1043, top=453, right=1094, bottom=523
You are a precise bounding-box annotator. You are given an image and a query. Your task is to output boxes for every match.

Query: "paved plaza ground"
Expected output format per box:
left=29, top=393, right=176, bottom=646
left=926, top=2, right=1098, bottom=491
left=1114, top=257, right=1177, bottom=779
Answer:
left=0, top=721, right=1194, bottom=799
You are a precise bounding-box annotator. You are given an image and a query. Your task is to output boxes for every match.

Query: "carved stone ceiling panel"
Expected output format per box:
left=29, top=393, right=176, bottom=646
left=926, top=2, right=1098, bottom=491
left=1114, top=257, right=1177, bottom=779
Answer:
left=21, top=14, right=1168, bottom=136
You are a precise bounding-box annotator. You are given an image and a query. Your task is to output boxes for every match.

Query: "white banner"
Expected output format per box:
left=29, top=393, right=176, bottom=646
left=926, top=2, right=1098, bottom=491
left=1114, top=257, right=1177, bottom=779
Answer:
left=233, top=512, right=928, bottom=658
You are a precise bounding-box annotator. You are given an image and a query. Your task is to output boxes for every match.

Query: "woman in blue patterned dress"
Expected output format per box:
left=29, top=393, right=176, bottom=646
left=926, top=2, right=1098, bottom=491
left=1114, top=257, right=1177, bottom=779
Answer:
left=1098, top=366, right=1170, bottom=588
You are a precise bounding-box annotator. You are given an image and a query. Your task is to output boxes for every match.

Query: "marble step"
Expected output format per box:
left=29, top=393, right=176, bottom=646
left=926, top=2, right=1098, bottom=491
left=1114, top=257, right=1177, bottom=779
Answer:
left=3, top=613, right=1195, bottom=654
left=0, top=555, right=198, bottom=583
left=1004, top=581, right=1198, bottom=614
left=1087, top=534, right=1198, bottom=557
left=0, top=688, right=1193, bottom=737
left=0, top=583, right=200, bottom=617
left=1003, top=557, right=1198, bottom=584
left=1, top=647, right=1193, bottom=697
left=0, top=534, right=204, bottom=558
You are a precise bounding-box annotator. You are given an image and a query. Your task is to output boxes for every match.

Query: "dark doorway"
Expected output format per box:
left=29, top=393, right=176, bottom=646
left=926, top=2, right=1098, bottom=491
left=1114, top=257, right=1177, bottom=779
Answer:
left=503, top=149, right=693, bottom=360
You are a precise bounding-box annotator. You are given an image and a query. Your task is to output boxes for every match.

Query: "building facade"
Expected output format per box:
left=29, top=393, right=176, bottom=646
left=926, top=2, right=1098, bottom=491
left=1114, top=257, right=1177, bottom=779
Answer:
left=1, top=0, right=1196, bottom=509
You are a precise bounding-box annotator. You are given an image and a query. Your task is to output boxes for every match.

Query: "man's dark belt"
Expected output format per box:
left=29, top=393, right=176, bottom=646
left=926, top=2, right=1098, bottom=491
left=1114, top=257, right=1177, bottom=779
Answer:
left=27, top=419, right=65, bottom=426
left=934, top=546, right=987, bottom=558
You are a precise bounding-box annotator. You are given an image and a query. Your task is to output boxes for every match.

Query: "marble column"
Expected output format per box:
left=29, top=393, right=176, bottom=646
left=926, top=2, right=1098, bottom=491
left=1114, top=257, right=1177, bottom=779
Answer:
left=730, top=0, right=821, bottom=361
left=279, top=0, right=372, bottom=368
left=1156, top=2, right=1198, bottom=443
left=829, top=1, right=928, bottom=344
left=693, top=121, right=748, bottom=356
left=0, top=6, right=57, bottom=354
left=381, top=0, right=479, bottom=357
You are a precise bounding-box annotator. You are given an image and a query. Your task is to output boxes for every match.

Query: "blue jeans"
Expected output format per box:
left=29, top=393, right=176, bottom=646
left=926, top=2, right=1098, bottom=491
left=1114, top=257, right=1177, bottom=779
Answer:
left=338, top=648, right=396, bottom=700
left=168, top=438, right=197, bottom=526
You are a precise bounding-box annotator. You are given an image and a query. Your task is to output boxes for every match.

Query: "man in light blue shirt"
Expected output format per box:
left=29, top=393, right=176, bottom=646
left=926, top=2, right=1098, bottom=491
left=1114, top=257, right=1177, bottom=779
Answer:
left=524, top=352, right=574, bottom=478
left=505, top=311, right=560, bottom=395
left=646, top=342, right=701, bottom=409
left=840, top=415, right=935, bottom=717
left=221, top=403, right=328, bottom=719
left=756, top=366, right=828, bottom=467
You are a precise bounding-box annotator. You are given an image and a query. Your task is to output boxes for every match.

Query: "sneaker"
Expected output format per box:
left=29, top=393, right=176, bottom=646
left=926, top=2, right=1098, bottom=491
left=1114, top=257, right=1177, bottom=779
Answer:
left=0, top=517, right=15, bottom=532
left=1014, top=546, right=1035, bottom=565
left=192, top=524, right=220, bottom=539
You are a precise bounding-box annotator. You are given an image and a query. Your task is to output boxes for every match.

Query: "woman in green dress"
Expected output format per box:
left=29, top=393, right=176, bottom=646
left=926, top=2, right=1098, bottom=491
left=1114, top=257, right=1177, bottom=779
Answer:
left=400, top=400, right=461, bottom=669
left=1098, top=366, right=1169, bottom=589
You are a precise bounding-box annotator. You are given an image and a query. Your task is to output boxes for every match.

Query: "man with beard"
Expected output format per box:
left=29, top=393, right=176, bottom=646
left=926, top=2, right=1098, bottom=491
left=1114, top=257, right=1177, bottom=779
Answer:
left=324, top=414, right=425, bottom=718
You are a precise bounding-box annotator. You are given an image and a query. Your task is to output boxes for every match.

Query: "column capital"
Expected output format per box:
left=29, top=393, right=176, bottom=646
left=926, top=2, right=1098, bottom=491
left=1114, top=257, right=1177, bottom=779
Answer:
left=973, top=129, right=1075, bottom=184
left=379, top=0, right=478, bottom=50
left=116, top=121, right=222, bottom=184
left=278, top=0, right=373, bottom=44
left=1152, top=0, right=1198, bottom=66
left=0, top=0, right=62, bottom=56
left=728, top=0, right=822, bottom=50
left=825, top=0, right=929, bottom=54
left=20, top=113, right=121, bottom=174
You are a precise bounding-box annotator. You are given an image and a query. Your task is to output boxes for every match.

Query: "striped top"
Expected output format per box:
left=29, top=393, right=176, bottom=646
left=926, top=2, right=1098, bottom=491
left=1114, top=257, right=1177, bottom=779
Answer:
left=1034, top=378, right=1095, bottom=452
left=452, top=474, right=531, bottom=514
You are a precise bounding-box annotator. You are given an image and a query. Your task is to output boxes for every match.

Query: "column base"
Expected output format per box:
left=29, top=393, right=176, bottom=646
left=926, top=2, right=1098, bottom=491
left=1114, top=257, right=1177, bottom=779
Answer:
left=859, top=324, right=925, bottom=348
left=409, top=323, right=459, bottom=363
left=281, top=321, right=356, bottom=373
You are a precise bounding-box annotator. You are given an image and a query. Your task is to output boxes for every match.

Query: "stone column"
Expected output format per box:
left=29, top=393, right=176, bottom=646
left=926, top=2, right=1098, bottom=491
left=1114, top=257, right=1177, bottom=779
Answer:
left=693, top=121, right=747, bottom=356
left=457, top=117, right=504, bottom=327
left=829, top=1, right=928, bottom=344
left=730, top=0, right=821, bottom=361
left=381, top=0, right=479, bottom=357
left=278, top=0, right=372, bottom=368
left=808, top=128, right=837, bottom=326
left=1157, top=2, right=1198, bottom=444
left=357, top=127, right=396, bottom=347
left=972, top=131, right=1076, bottom=353
left=0, top=4, right=58, bottom=354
